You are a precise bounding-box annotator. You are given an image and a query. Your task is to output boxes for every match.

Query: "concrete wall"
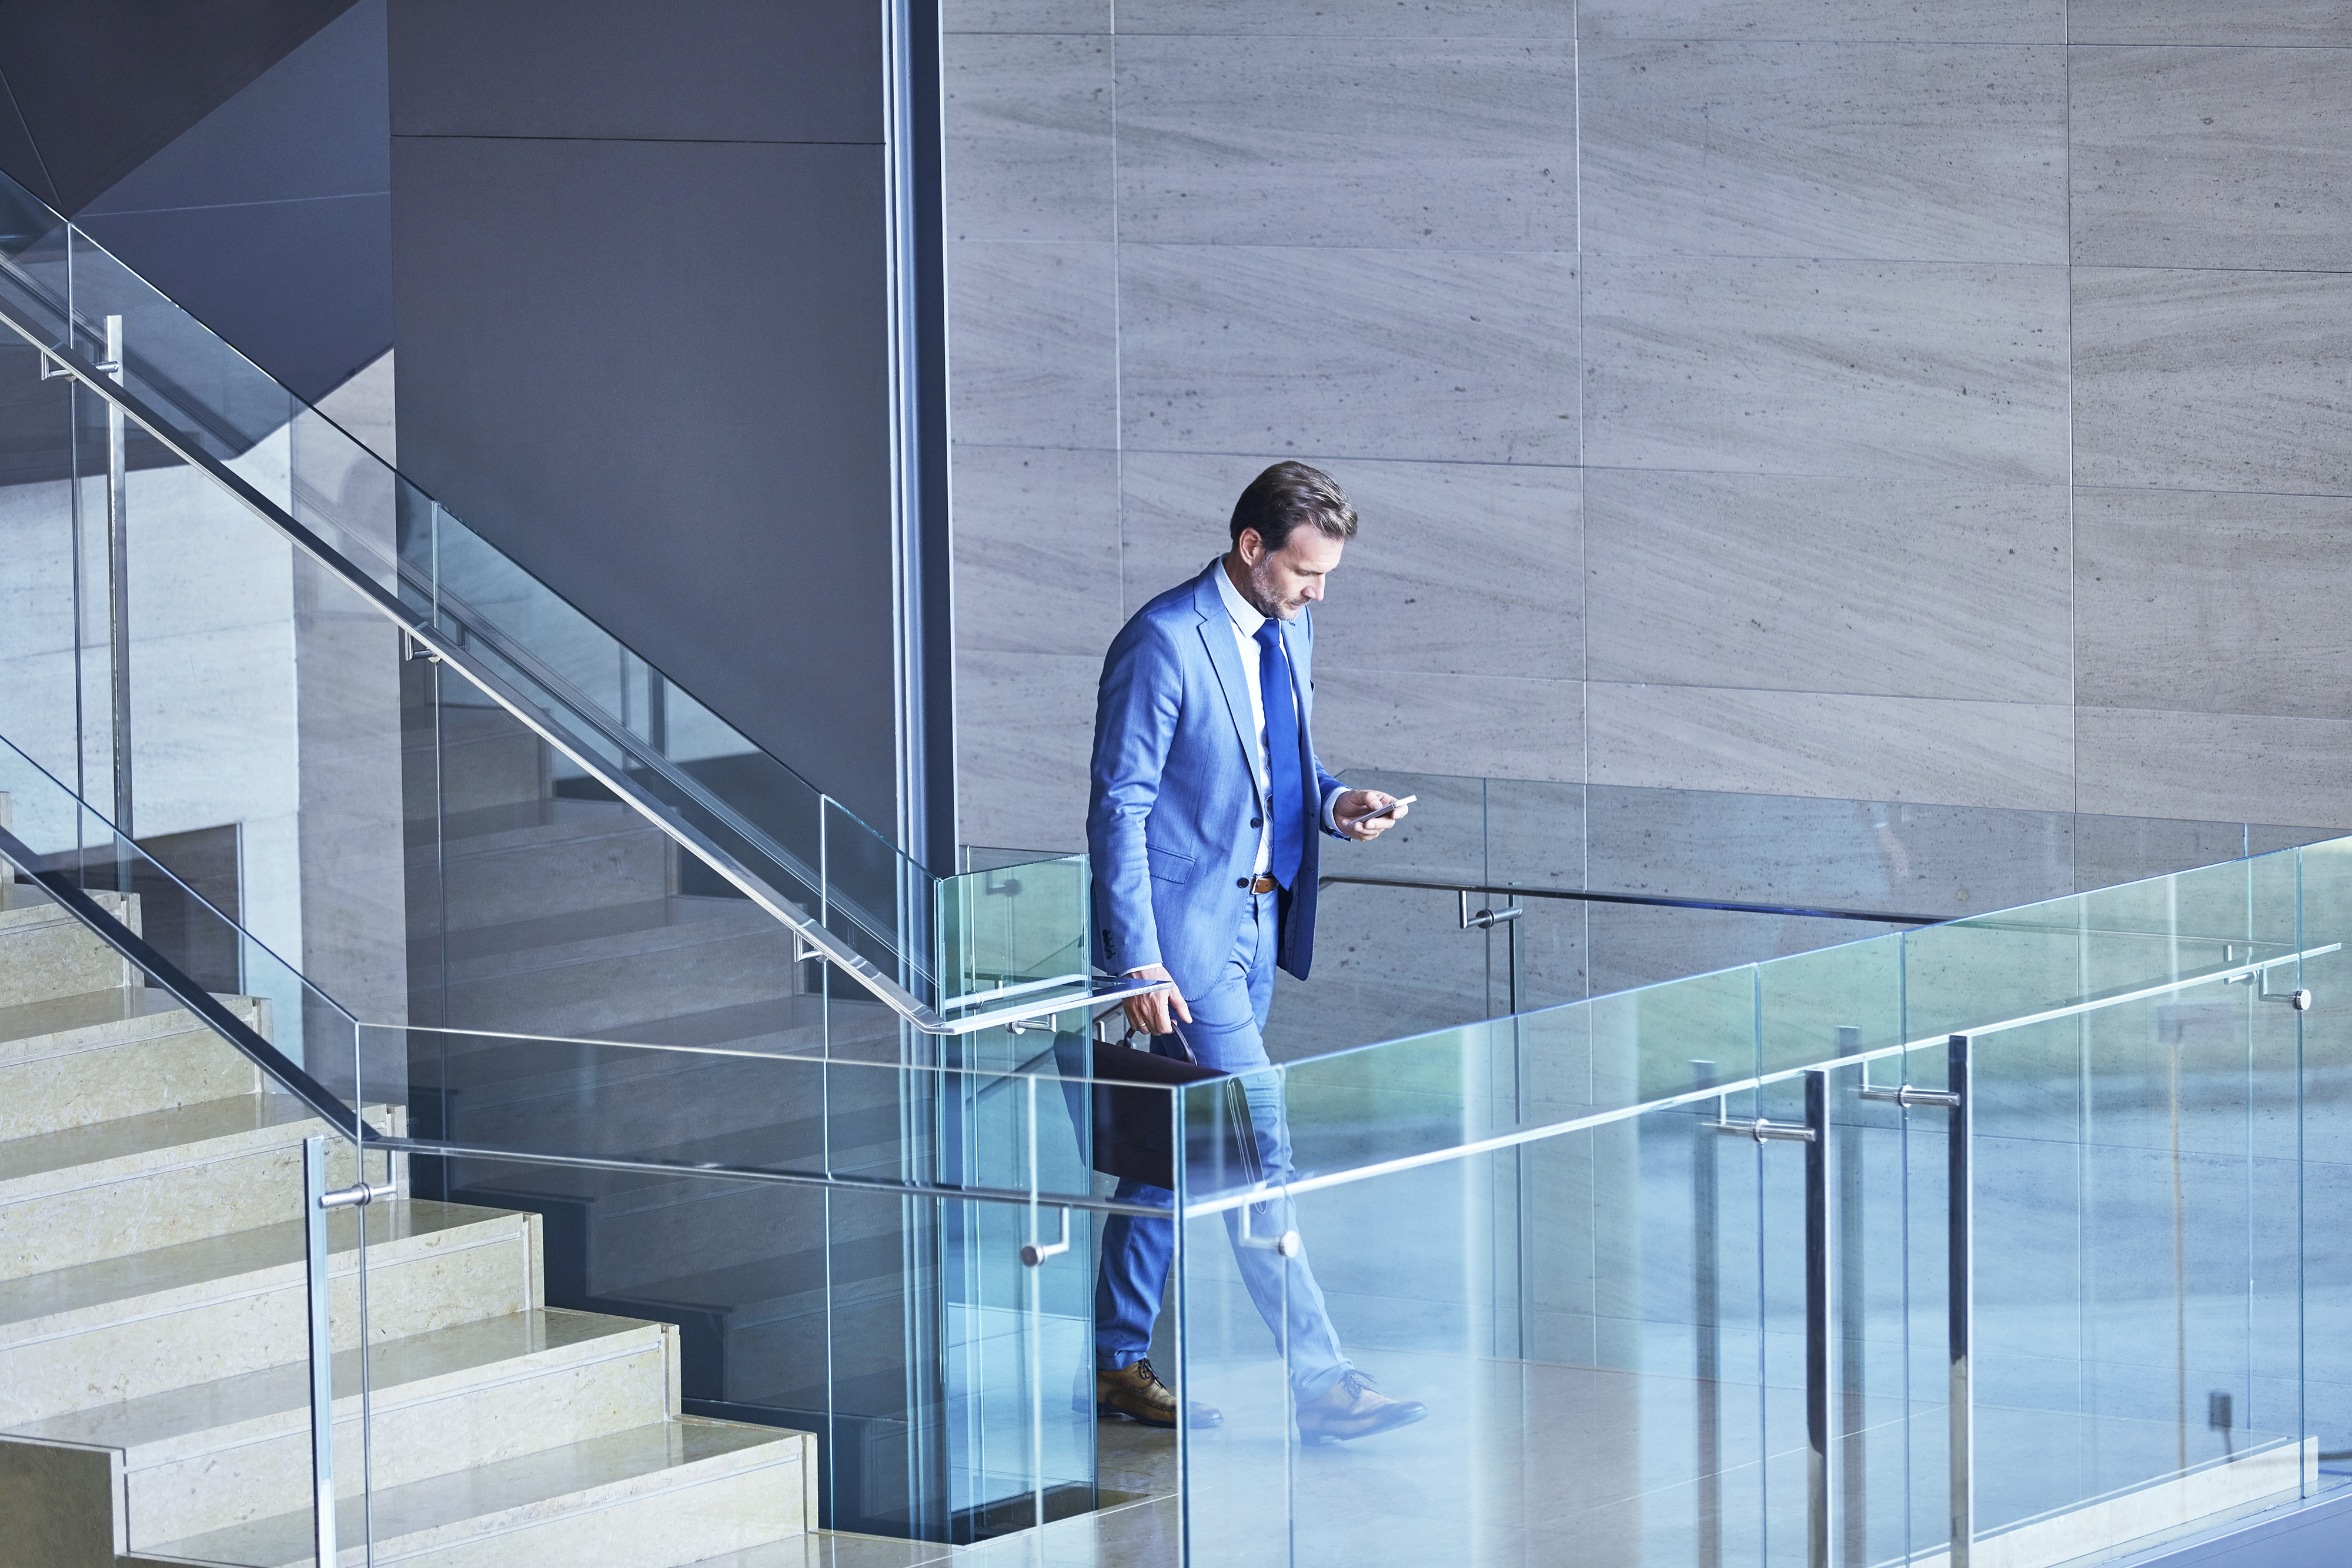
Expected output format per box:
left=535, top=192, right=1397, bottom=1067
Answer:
left=944, top=0, right=2352, bottom=853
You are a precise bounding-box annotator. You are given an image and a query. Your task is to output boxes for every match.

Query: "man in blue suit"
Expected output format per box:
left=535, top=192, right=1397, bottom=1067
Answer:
left=1087, top=461, right=1426, bottom=1444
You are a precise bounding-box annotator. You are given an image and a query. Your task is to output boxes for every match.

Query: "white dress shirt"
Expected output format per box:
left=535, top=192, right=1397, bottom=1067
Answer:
left=1211, top=557, right=1342, bottom=876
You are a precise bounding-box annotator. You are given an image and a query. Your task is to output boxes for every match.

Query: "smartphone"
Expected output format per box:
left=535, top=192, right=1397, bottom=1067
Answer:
left=1344, top=794, right=1416, bottom=830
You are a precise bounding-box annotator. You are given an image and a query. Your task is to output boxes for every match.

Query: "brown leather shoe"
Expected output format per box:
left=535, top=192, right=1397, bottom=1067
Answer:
left=1095, top=1359, right=1222, bottom=1428
left=1295, top=1369, right=1426, bottom=1445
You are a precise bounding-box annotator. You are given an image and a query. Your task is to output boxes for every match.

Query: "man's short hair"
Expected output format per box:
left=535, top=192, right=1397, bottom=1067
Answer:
left=1229, top=462, right=1358, bottom=553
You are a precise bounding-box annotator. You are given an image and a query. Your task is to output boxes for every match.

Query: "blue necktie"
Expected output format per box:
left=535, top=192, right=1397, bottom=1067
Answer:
left=1254, top=620, right=1305, bottom=890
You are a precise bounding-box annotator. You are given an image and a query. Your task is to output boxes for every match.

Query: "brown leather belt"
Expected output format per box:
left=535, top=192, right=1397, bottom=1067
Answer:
left=1246, top=874, right=1278, bottom=894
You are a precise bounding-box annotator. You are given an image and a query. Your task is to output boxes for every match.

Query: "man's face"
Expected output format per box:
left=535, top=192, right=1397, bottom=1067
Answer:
left=1235, top=526, right=1345, bottom=621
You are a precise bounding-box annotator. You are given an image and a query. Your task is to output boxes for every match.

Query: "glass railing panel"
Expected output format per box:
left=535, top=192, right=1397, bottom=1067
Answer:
left=362, top=1145, right=1104, bottom=1546
left=1178, top=1086, right=1801, bottom=1568
left=1757, top=926, right=1905, bottom=1079
left=822, top=791, right=923, bottom=990
left=0, top=330, right=90, bottom=799
left=0, top=159, right=988, bottom=1042
left=1965, top=949, right=2316, bottom=1553
left=0, top=729, right=367, bottom=1121
left=1264, top=880, right=1504, bottom=1061
left=2294, top=838, right=2352, bottom=1473
left=934, top=852, right=1090, bottom=1034
left=385, top=1020, right=1123, bottom=1201
left=54, top=226, right=298, bottom=466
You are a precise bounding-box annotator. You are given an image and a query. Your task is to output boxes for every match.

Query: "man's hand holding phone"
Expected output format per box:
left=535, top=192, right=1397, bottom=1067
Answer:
left=1334, top=790, right=1414, bottom=841
left=1121, top=964, right=1191, bottom=1037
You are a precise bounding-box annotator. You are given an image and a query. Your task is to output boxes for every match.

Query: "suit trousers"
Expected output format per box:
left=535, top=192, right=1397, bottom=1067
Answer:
left=1093, top=891, right=1351, bottom=1403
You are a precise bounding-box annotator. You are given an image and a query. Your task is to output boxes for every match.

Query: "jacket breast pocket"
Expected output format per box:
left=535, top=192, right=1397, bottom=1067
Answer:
left=1145, top=845, right=1197, bottom=885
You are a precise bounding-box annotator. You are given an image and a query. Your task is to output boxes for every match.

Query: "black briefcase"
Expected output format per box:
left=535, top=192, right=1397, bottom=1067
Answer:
left=1054, top=1024, right=1265, bottom=1194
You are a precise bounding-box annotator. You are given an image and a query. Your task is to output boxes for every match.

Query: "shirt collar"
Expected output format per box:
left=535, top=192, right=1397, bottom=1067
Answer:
left=1211, top=554, right=1268, bottom=637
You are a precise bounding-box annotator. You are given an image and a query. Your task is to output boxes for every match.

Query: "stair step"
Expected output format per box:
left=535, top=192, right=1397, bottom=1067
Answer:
left=0, top=984, right=162, bottom=1049
left=146, top=1416, right=813, bottom=1567
left=676, top=1535, right=947, bottom=1568
left=0, top=1200, right=537, bottom=1425
left=0, top=892, right=142, bottom=1009
left=425, top=921, right=804, bottom=1040
left=0, top=992, right=267, bottom=1141
left=419, top=809, right=677, bottom=929
left=15, top=1307, right=676, bottom=1546
left=0, top=1093, right=361, bottom=1278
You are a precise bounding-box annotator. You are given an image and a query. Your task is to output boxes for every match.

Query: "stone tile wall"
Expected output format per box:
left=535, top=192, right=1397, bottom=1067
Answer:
left=944, top=0, right=2352, bottom=851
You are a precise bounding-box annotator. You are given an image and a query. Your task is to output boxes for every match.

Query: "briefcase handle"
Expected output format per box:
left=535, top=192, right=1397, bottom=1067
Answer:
left=1091, top=998, right=1198, bottom=1065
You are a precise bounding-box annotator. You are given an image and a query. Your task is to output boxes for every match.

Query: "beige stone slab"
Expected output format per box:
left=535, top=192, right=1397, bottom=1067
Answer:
left=0, top=1435, right=122, bottom=1568
left=950, top=240, right=1119, bottom=452
left=956, top=647, right=1097, bottom=855
left=946, top=34, right=1114, bottom=245
left=0, top=998, right=266, bottom=1142
left=0, top=895, right=141, bottom=1009
left=1315, top=667, right=1583, bottom=782
left=1582, top=39, right=2065, bottom=263
left=0, top=1095, right=352, bottom=1279
left=680, top=1533, right=953, bottom=1568
left=109, top=1313, right=677, bottom=1546
left=1589, top=681, right=2076, bottom=812
left=1115, top=36, right=1576, bottom=250
left=2073, top=266, right=2352, bottom=493
left=153, top=1418, right=811, bottom=1567
left=2069, top=2, right=2352, bottom=44
left=1120, top=243, right=1579, bottom=466
left=432, top=920, right=800, bottom=1041
left=2072, top=46, right=2352, bottom=270
left=0, top=986, right=161, bottom=1051
left=943, top=0, right=1107, bottom=32
left=1581, top=0, right=2061, bottom=41
left=0, top=1202, right=537, bottom=1425
left=952, top=445, right=1124, bottom=660
left=2076, top=487, right=2352, bottom=721
left=433, top=811, right=676, bottom=929
left=2077, top=707, right=2352, bottom=830
left=1586, top=470, right=2071, bottom=702
left=1583, top=253, right=2070, bottom=481
left=1120, top=0, right=1576, bottom=32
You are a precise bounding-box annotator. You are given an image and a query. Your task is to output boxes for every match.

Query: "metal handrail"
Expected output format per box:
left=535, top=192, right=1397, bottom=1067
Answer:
left=1318, top=872, right=1949, bottom=926
left=0, top=821, right=369, bottom=1144
left=0, top=307, right=1154, bottom=1037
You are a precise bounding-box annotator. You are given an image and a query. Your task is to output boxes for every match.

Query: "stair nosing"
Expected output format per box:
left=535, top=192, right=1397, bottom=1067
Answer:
left=146, top=1417, right=810, bottom=1567
left=0, top=1202, right=530, bottom=1350
left=0, top=1094, right=330, bottom=1205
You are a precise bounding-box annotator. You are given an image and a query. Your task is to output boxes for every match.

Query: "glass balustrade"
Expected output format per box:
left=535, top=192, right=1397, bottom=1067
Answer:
left=1175, top=837, right=2352, bottom=1568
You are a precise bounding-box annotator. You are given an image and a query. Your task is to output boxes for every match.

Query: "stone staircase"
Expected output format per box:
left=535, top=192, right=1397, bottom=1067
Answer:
left=0, top=820, right=822, bottom=1566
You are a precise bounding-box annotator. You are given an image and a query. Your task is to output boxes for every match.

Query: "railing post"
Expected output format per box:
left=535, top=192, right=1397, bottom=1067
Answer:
left=1949, top=1034, right=1974, bottom=1568
left=1805, top=1068, right=1832, bottom=1568
left=1690, top=1060, right=1720, bottom=1568
left=303, top=1135, right=337, bottom=1567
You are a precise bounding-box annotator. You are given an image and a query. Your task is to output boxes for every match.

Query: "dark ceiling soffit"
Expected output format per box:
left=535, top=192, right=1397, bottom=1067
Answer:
left=0, top=0, right=362, bottom=213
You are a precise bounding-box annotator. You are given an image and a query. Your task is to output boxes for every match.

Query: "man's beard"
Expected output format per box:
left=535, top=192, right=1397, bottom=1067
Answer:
left=1244, top=556, right=1301, bottom=620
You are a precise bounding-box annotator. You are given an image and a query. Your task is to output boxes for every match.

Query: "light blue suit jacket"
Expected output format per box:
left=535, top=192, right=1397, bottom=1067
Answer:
left=1088, top=562, right=1347, bottom=996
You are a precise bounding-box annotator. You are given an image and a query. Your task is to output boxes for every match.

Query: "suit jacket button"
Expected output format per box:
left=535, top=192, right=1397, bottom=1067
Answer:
left=1236, top=877, right=1248, bottom=888
left=1250, top=817, right=1262, bottom=828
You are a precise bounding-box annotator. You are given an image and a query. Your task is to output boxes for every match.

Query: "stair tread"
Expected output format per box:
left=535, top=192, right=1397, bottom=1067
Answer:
left=0, top=985, right=173, bottom=1051
left=679, top=1534, right=950, bottom=1568
left=151, top=1416, right=807, bottom=1564
left=11, top=1307, right=656, bottom=1458
left=0, top=1092, right=316, bottom=1187
left=0, top=1199, right=518, bottom=1336
left=424, top=896, right=771, bottom=968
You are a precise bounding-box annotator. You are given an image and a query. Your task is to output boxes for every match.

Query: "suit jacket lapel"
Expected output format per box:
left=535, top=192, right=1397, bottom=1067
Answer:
left=1191, top=566, right=1265, bottom=802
